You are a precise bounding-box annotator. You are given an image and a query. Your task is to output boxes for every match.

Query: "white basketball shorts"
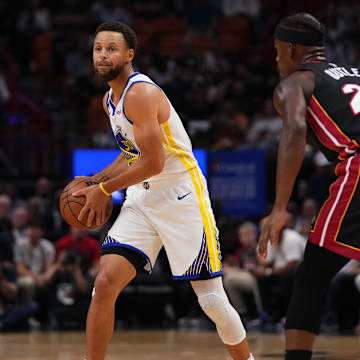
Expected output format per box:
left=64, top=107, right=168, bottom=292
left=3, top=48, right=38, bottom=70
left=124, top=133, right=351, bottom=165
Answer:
left=102, top=170, right=222, bottom=279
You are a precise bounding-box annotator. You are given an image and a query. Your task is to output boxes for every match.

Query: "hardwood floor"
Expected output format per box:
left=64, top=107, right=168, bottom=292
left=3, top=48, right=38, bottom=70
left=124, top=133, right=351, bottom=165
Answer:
left=0, top=330, right=359, bottom=360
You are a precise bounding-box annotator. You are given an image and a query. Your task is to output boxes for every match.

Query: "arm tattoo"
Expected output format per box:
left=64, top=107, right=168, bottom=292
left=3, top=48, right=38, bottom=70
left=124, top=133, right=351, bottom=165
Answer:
left=91, top=171, right=110, bottom=183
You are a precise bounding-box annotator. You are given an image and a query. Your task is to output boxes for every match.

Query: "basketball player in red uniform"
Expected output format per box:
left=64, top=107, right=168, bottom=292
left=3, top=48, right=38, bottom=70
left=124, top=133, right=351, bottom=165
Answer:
left=259, top=12, right=360, bottom=360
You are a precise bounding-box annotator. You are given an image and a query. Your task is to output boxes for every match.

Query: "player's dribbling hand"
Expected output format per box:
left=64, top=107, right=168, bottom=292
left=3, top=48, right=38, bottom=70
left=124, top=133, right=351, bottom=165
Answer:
left=73, top=184, right=109, bottom=227
left=257, top=210, right=287, bottom=260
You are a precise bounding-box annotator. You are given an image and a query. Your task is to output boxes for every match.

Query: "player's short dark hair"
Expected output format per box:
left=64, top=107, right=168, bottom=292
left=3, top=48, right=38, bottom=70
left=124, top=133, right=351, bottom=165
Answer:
left=95, top=21, right=137, bottom=51
left=278, top=13, right=325, bottom=35
left=275, top=13, right=325, bottom=46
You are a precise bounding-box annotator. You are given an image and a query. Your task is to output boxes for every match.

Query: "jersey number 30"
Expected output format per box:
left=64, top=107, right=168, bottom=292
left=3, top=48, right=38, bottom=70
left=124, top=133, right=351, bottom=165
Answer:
left=342, top=84, right=360, bottom=115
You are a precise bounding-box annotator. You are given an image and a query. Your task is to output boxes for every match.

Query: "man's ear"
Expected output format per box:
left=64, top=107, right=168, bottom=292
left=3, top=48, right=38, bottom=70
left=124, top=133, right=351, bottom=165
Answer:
left=289, top=42, right=295, bottom=58
left=128, top=48, right=135, bottom=62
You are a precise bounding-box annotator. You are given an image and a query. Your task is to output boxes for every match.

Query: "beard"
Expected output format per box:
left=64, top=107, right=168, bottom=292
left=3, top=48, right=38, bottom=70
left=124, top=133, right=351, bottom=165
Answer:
left=94, top=63, right=126, bottom=82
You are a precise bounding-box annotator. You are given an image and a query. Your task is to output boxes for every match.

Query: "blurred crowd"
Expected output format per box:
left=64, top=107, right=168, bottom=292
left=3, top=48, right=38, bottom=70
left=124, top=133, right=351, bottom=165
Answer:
left=0, top=175, right=359, bottom=334
left=1, top=0, right=360, bottom=334
left=1, top=0, right=360, bottom=176
left=0, top=177, right=103, bottom=330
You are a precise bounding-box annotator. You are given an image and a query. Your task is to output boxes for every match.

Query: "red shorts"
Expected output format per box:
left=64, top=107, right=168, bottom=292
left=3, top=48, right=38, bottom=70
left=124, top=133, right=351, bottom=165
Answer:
left=309, top=154, right=360, bottom=260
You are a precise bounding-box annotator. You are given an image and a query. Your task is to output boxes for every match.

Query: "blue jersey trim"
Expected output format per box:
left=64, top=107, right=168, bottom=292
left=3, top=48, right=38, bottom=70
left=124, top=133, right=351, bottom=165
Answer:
left=122, top=80, right=161, bottom=125
left=109, top=100, right=116, bottom=116
left=102, top=237, right=152, bottom=271
left=107, top=91, right=116, bottom=116
left=172, top=270, right=223, bottom=281
left=125, top=71, right=140, bottom=88
left=107, top=73, right=140, bottom=117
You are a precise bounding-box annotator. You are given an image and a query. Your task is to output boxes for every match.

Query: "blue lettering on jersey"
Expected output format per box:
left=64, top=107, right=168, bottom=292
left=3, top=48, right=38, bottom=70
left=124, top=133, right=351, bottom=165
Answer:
left=114, top=128, right=140, bottom=164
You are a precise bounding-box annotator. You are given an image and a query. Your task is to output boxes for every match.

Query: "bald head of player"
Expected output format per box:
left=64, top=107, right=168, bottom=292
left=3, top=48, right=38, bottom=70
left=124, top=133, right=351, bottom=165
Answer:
left=274, top=13, right=326, bottom=78
left=93, top=21, right=137, bottom=82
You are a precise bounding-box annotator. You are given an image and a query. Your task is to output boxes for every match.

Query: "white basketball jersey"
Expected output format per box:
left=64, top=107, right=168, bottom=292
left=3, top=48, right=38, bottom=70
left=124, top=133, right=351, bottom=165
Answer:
left=106, top=72, right=199, bottom=182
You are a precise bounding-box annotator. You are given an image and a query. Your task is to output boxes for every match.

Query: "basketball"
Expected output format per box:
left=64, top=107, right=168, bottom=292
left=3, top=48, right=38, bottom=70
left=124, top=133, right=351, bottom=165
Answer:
left=59, top=177, right=113, bottom=231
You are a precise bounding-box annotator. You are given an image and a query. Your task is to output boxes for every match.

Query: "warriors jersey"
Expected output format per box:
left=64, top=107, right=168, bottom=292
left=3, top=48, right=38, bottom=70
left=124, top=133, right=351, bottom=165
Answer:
left=105, top=72, right=198, bottom=182
left=300, top=61, right=360, bottom=161
left=103, top=72, right=222, bottom=277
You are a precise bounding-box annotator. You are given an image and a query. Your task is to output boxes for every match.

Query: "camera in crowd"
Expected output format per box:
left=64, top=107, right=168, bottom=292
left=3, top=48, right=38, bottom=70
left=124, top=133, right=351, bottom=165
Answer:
left=62, top=249, right=81, bottom=266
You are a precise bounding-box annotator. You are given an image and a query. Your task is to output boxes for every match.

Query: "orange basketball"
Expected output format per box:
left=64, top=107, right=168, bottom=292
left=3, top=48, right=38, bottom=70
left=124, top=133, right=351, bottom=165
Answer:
left=59, top=177, right=113, bottom=231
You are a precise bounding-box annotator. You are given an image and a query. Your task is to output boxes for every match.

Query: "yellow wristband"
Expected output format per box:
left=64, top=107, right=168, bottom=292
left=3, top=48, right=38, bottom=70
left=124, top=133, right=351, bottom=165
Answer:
left=99, top=182, right=111, bottom=196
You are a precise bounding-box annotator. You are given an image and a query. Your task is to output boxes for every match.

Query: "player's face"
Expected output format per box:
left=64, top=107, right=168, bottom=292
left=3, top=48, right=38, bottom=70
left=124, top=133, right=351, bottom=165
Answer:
left=93, top=31, right=134, bottom=82
left=274, top=40, right=297, bottom=78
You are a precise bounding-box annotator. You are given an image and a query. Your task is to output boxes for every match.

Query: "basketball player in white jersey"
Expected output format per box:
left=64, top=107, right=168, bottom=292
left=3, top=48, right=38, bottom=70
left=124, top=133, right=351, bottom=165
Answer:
left=73, top=21, right=254, bottom=360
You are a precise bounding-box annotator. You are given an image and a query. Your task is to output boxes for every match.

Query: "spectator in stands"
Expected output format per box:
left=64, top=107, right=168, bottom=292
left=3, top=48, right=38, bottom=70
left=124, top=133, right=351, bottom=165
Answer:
left=0, top=255, right=38, bottom=331
left=221, top=0, right=260, bottom=18
left=247, top=98, right=282, bottom=148
left=256, top=213, right=306, bottom=325
left=51, top=0, right=89, bottom=31
left=221, top=0, right=261, bottom=44
left=17, top=0, right=51, bottom=33
left=0, top=230, right=14, bottom=265
left=34, top=177, right=63, bottom=241
left=1, top=182, right=25, bottom=208
left=293, top=197, right=319, bottom=234
left=14, top=221, right=55, bottom=326
left=325, top=260, right=360, bottom=334
left=212, top=107, right=250, bottom=150
left=0, top=194, right=15, bottom=262
left=131, top=0, right=167, bottom=19
left=308, top=151, right=335, bottom=205
left=182, top=0, right=219, bottom=35
left=0, top=194, right=12, bottom=228
left=11, top=207, right=29, bottom=245
left=56, top=227, right=101, bottom=276
left=223, top=222, right=263, bottom=319
left=91, top=0, right=133, bottom=24
left=49, top=248, right=93, bottom=329
left=26, top=196, right=42, bottom=223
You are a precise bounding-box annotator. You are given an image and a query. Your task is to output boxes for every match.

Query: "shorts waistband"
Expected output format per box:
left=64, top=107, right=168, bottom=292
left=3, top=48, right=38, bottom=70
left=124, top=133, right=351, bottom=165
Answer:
left=132, top=172, right=191, bottom=190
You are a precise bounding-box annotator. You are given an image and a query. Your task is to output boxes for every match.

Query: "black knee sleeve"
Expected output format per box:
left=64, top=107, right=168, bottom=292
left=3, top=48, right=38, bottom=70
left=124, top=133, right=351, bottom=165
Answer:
left=285, top=243, right=349, bottom=334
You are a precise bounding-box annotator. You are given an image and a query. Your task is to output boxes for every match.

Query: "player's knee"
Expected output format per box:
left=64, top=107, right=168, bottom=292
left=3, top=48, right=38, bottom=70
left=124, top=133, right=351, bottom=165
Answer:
left=198, top=292, right=246, bottom=345
left=198, top=293, right=229, bottom=326
left=93, top=270, right=122, bottom=301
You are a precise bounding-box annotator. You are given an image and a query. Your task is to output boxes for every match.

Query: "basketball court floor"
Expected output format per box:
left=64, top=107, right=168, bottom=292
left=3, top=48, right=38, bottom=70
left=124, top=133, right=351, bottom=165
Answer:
left=1, top=330, right=359, bottom=360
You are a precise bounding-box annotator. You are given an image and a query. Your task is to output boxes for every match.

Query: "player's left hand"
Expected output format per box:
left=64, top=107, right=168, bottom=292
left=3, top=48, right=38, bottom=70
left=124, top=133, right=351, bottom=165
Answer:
left=73, top=185, right=109, bottom=227
left=258, top=209, right=287, bottom=260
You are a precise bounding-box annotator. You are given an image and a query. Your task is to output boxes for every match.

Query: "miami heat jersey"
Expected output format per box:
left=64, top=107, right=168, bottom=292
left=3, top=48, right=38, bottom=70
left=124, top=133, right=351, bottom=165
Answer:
left=300, top=61, right=360, bottom=161
left=300, top=61, right=360, bottom=260
left=105, top=72, right=198, bottom=182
